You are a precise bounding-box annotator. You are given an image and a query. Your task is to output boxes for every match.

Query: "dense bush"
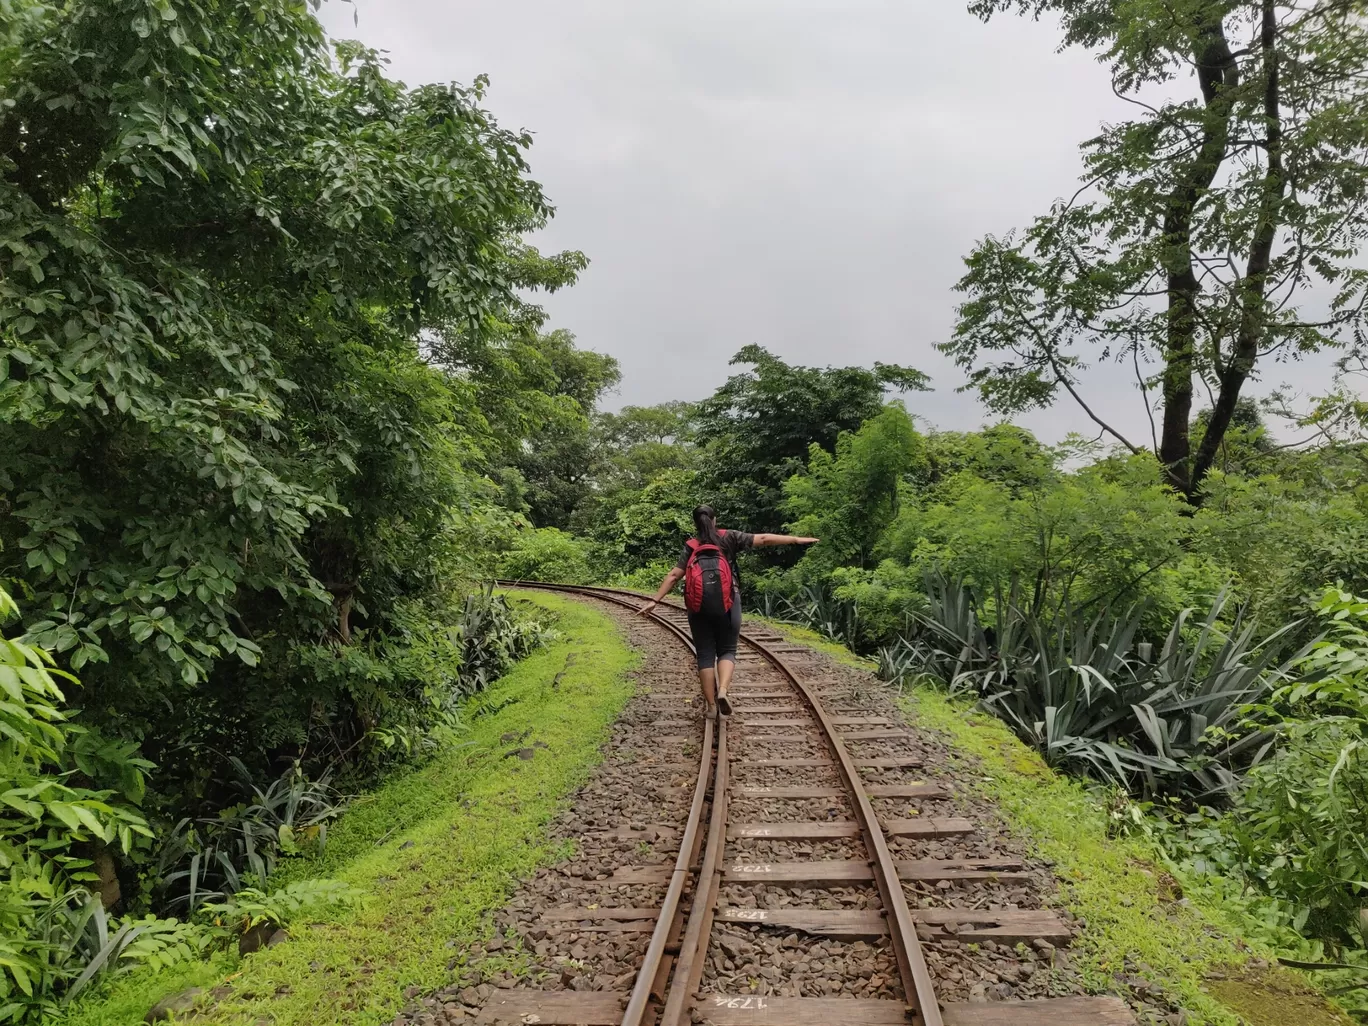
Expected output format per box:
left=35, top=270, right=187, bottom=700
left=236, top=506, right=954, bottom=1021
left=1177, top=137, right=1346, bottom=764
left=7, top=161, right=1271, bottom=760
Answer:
left=0, top=0, right=588, bottom=814
left=497, top=528, right=594, bottom=585
left=0, top=585, right=153, bottom=1013
left=0, top=571, right=481, bottom=1020
left=1217, top=590, right=1368, bottom=946
left=0, top=586, right=341, bottom=1021
left=1, top=6, right=579, bottom=1014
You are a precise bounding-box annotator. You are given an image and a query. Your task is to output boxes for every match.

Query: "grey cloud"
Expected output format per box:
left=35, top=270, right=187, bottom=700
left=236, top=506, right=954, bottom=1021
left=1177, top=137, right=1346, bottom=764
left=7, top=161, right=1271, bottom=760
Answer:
left=323, top=0, right=1340, bottom=443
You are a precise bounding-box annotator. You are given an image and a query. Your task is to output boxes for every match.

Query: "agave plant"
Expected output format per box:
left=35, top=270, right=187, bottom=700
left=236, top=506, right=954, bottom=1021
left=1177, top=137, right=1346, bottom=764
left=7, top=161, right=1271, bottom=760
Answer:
left=456, top=584, right=554, bottom=695
left=774, top=584, right=862, bottom=648
left=896, top=573, right=1310, bottom=798
left=154, top=761, right=346, bottom=912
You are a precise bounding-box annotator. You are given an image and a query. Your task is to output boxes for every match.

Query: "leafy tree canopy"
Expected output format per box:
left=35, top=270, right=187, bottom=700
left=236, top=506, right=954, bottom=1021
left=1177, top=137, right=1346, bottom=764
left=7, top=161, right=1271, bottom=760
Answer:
left=784, top=403, right=927, bottom=575
left=945, top=0, right=1368, bottom=502
left=694, top=345, right=929, bottom=534
left=0, top=0, right=595, bottom=802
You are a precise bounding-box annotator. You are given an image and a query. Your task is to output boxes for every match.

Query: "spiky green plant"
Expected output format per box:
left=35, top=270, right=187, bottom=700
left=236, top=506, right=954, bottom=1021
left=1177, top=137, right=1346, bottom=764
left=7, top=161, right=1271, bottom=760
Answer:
left=884, top=573, right=1309, bottom=797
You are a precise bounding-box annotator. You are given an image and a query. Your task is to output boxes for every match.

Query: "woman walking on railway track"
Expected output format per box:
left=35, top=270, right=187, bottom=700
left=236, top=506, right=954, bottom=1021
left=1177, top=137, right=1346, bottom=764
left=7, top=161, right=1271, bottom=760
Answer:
left=637, top=505, right=817, bottom=720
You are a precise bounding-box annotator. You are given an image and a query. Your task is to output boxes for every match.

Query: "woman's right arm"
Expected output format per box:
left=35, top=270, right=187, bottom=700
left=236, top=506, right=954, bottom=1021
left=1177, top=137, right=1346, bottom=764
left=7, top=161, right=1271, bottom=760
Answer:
left=638, top=566, right=685, bottom=615
left=752, top=534, right=819, bottom=548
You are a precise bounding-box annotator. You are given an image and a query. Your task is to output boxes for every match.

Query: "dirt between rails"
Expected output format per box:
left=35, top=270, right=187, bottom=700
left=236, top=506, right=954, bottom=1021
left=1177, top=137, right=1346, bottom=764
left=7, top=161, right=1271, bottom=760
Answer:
left=386, top=600, right=1187, bottom=1026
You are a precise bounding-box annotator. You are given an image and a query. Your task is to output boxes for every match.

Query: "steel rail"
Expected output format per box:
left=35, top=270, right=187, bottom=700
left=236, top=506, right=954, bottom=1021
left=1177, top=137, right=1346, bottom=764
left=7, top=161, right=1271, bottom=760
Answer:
left=497, top=581, right=942, bottom=1026
left=737, top=627, right=942, bottom=1026
left=497, top=581, right=720, bottom=1026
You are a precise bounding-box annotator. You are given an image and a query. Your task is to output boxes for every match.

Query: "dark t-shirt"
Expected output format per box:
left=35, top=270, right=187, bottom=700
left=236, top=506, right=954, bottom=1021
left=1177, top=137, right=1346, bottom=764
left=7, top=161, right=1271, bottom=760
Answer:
left=676, top=530, right=756, bottom=593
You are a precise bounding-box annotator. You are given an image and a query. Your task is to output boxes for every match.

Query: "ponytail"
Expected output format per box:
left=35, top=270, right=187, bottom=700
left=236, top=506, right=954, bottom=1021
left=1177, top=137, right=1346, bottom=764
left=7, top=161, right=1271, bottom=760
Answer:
left=692, top=504, right=723, bottom=548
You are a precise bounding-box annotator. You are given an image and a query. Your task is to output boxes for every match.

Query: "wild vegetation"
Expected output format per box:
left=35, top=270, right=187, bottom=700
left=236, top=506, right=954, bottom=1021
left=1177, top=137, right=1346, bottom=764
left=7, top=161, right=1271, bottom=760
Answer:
left=62, top=592, right=637, bottom=1026
left=494, top=3, right=1368, bottom=1012
left=0, top=0, right=608, bottom=1018
left=9, top=0, right=1368, bottom=1021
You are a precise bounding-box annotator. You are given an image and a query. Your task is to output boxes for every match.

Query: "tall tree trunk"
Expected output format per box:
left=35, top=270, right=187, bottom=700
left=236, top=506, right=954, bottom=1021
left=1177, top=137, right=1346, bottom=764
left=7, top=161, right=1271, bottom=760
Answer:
left=1159, top=15, right=1239, bottom=498
left=1190, top=0, right=1285, bottom=498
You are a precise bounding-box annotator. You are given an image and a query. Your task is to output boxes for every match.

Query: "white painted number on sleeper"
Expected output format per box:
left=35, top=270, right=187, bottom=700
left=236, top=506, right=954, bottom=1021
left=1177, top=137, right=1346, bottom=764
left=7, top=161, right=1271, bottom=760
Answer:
left=728, top=908, right=769, bottom=921
left=714, top=996, right=768, bottom=1009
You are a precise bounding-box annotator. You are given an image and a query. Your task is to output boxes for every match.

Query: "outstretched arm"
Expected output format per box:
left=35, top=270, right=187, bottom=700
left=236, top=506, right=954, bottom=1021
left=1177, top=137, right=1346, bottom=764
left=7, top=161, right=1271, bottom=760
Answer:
left=637, top=567, right=685, bottom=615
left=752, top=533, right=819, bottom=548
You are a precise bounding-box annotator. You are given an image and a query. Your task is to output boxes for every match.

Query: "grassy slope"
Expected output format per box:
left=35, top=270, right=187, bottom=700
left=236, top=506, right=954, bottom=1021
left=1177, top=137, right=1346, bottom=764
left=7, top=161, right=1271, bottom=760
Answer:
left=753, top=618, right=1351, bottom=1026
left=62, top=591, right=637, bottom=1026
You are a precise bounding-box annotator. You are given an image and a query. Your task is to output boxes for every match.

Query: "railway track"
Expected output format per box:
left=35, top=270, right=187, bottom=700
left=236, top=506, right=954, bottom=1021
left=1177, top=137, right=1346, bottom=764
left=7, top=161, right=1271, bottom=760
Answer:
left=478, top=582, right=1134, bottom=1026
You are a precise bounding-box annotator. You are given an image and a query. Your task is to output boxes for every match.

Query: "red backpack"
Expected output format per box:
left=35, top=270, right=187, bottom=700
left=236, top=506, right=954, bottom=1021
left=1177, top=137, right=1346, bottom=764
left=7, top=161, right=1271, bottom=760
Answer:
left=683, top=533, right=734, bottom=615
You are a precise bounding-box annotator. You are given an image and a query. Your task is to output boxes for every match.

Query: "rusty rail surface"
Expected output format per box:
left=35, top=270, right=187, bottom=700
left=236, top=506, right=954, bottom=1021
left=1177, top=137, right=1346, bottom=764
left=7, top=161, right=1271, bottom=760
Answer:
left=500, top=581, right=723, bottom=1026
left=499, top=581, right=942, bottom=1025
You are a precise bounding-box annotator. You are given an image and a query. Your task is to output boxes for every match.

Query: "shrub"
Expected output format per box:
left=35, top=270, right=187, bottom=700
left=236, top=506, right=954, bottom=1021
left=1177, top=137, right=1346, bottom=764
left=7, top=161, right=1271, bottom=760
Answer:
left=0, top=585, right=158, bottom=1019
left=1226, top=717, right=1368, bottom=945
left=148, top=761, right=347, bottom=914
left=200, top=879, right=361, bottom=939
left=497, top=528, right=594, bottom=584
left=1219, top=588, right=1368, bottom=945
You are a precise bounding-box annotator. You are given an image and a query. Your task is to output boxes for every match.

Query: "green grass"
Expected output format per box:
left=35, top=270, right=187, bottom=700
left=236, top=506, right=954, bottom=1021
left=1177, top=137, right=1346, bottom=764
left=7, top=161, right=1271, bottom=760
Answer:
left=900, top=686, right=1352, bottom=1026
left=61, top=591, right=638, bottom=1026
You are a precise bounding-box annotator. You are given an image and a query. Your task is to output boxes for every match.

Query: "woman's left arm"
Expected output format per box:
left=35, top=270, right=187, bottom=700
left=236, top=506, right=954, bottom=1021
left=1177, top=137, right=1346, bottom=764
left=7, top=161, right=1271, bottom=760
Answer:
left=752, top=534, right=819, bottom=548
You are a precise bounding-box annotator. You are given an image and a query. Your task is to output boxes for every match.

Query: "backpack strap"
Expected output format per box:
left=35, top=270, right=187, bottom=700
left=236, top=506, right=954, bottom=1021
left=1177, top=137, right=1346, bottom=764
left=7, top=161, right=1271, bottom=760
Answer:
left=684, top=537, right=722, bottom=565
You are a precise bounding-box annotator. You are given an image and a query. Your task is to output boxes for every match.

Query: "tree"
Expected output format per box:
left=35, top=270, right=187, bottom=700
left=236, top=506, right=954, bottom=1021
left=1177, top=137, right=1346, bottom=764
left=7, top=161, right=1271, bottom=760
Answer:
left=1191, top=396, right=1276, bottom=477
left=920, top=423, right=1057, bottom=494
left=489, top=329, right=621, bottom=529
left=783, top=404, right=926, bottom=573
left=591, top=401, right=699, bottom=492
left=597, top=401, right=697, bottom=450
left=583, top=468, right=704, bottom=572
left=0, top=2, right=594, bottom=802
left=944, top=0, right=1368, bottom=503
left=694, top=345, right=929, bottom=534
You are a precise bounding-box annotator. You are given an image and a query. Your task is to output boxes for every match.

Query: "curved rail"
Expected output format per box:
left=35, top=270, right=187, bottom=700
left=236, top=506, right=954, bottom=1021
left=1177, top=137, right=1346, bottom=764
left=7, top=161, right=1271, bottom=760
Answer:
left=503, top=581, right=721, bottom=1026
left=499, top=581, right=943, bottom=1026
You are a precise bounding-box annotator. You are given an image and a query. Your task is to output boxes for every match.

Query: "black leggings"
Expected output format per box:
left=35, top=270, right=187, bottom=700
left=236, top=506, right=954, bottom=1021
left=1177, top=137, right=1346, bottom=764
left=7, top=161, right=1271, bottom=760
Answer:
left=687, top=600, right=742, bottom=670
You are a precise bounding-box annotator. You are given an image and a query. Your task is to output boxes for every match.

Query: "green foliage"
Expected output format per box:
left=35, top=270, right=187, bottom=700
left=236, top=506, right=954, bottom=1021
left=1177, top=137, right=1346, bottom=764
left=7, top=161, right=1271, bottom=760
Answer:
left=148, top=762, right=345, bottom=914
left=591, top=402, right=699, bottom=493
left=0, top=9, right=582, bottom=1018
left=1193, top=475, right=1368, bottom=629
left=580, top=468, right=703, bottom=575
left=948, top=1, right=1368, bottom=500
left=824, top=562, right=930, bottom=649
left=1228, top=718, right=1368, bottom=946
left=200, top=880, right=360, bottom=937
left=757, top=584, right=863, bottom=651
left=0, top=0, right=594, bottom=821
left=0, top=584, right=162, bottom=1021
left=694, top=345, right=928, bottom=535
left=902, top=685, right=1281, bottom=1026
left=880, top=576, right=1307, bottom=796
left=450, top=585, right=555, bottom=696
left=783, top=403, right=926, bottom=575
left=62, top=591, right=637, bottom=1026
left=883, top=455, right=1201, bottom=621
left=919, top=424, right=1057, bottom=493
left=1221, top=589, right=1368, bottom=945
left=497, top=528, right=593, bottom=585
left=492, top=330, right=622, bottom=530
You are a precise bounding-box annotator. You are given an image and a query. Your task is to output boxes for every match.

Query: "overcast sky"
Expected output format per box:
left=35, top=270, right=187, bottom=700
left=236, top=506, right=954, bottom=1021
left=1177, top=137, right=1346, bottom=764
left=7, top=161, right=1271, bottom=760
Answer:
left=320, top=0, right=1340, bottom=444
